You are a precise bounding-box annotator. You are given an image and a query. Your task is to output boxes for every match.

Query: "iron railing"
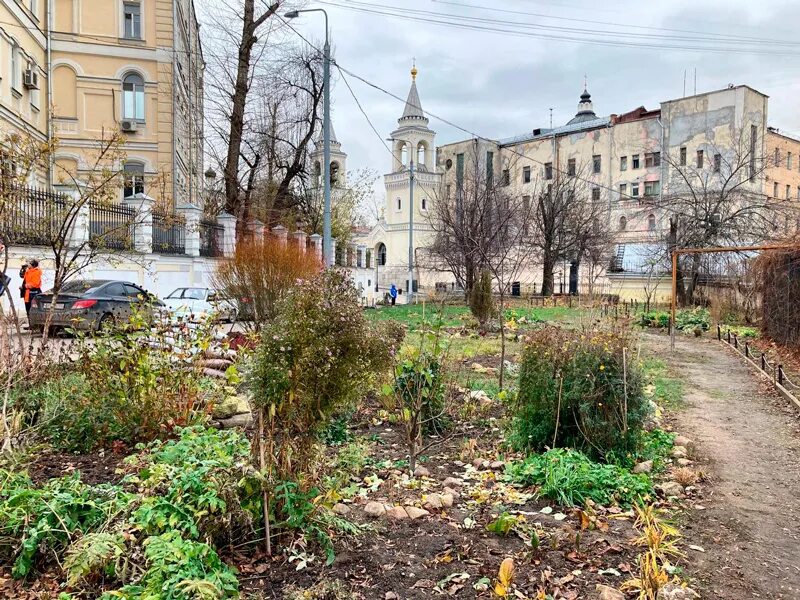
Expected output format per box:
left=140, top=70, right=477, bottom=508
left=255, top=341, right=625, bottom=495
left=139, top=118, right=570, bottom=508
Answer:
left=152, top=210, right=186, bottom=255
left=0, top=185, right=67, bottom=246
left=199, top=219, right=224, bottom=257
left=89, top=201, right=136, bottom=250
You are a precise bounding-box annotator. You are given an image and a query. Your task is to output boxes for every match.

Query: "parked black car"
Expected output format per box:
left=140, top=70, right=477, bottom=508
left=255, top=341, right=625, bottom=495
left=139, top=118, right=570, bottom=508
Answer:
left=29, top=279, right=165, bottom=332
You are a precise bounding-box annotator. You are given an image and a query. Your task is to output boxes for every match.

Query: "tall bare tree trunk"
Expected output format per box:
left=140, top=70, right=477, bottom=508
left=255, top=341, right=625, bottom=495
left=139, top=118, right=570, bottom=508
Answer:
left=541, top=252, right=557, bottom=297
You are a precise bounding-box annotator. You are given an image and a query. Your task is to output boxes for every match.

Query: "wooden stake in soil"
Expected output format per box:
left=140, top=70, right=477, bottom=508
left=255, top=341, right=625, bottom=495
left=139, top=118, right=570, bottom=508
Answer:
left=257, top=408, right=271, bottom=556
left=552, top=376, right=563, bottom=449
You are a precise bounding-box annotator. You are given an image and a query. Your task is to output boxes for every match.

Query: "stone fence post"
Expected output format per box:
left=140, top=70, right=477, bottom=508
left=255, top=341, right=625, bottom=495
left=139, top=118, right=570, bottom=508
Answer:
left=217, top=212, right=237, bottom=257
left=53, top=184, right=89, bottom=250
left=293, top=230, right=307, bottom=252
left=272, top=225, right=288, bottom=245
left=309, top=233, right=322, bottom=262
left=177, top=203, right=202, bottom=257
left=121, top=193, right=154, bottom=253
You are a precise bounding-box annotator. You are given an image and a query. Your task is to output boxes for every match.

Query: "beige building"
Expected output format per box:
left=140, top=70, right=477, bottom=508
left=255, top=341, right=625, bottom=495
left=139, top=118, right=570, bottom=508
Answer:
left=0, top=0, right=204, bottom=206
left=0, top=0, right=48, bottom=183
left=432, top=84, right=800, bottom=299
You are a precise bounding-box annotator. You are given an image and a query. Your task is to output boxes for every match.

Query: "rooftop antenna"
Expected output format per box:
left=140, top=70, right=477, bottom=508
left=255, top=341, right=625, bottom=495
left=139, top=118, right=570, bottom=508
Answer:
left=549, top=107, right=553, bottom=129
left=583, top=73, right=587, bottom=90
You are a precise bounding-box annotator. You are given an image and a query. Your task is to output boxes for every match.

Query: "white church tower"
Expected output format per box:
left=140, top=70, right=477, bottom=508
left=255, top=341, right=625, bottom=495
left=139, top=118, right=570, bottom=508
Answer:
left=310, top=123, right=347, bottom=189
left=366, top=63, right=441, bottom=301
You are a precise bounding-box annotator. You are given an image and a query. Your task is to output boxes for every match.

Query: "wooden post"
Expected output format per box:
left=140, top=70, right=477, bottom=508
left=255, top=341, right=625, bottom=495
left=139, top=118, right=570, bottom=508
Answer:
left=733, top=335, right=738, bottom=349
left=778, top=365, right=785, bottom=385
left=670, top=250, right=678, bottom=351
left=761, top=353, right=767, bottom=371
left=744, top=342, right=750, bottom=358
left=717, top=325, right=722, bottom=341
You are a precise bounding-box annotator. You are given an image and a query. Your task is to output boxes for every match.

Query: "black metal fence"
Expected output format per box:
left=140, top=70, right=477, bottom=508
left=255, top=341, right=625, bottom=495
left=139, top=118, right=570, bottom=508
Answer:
left=89, top=201, right=136, bottom=250
left=199, top=219, right=224, bottom=257
left=152, top=210, right=186, bottom=255
left=0, top=186, right=67, bottom=246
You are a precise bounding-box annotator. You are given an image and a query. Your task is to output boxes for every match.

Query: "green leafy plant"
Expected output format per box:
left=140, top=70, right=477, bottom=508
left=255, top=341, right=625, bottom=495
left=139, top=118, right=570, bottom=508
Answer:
left=485, top=512, right=518, bottom=536
left=510, top=327, right=649, bottom=460
left=506, top=448, right=653, bottom=506
left=64, top=532, right=127, bottom=587
left=675, top=307, right=710, bottom=332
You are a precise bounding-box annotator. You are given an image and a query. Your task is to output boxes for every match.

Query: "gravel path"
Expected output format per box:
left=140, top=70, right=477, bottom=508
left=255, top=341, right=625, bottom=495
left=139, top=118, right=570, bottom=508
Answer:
left=643, top=332, right=800, bottom=599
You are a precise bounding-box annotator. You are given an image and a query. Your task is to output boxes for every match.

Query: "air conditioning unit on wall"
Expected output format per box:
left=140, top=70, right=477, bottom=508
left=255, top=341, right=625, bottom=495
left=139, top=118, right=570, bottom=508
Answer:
left=23, top=69, right=39, bottom=90
left=121, top=119, right=138, bottom=133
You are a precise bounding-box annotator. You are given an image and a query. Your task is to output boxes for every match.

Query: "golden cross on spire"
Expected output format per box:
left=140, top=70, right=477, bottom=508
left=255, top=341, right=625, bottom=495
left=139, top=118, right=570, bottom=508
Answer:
left=584, top=73, right=588, bottom=89
left=411, top=58, right=417, bottom=81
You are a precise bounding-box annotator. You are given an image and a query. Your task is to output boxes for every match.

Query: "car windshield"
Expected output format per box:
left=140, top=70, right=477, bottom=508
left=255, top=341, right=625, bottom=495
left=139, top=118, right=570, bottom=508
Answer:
left=183, top=289, right=206, bottom=300
left=55, top=280, right=105, bottom=295
left=165, top=289, right=187, bottom=299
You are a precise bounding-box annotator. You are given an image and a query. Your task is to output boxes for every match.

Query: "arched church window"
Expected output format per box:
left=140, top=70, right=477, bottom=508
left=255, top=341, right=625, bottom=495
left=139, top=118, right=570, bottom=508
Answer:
left=377, top=243, right=387, bottom=266
left=314, top=161, right=321, bottom=185
left=619, top=216, right=627, bottom=231
left=396, top=197, right=402, bottom=211
left=647, top=214, right=656, bottom=231
left=400, top=144, right=409, bottom=167
left=421, top=198, right=427, bottom=211
left=417, top=142, right=426, bottom=166
left=330, top=161, right=340, bottom=185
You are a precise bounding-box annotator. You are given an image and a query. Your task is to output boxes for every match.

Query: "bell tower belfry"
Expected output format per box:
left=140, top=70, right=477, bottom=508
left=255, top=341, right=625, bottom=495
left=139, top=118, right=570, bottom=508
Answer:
left=310, top=122, right=347, bottom=189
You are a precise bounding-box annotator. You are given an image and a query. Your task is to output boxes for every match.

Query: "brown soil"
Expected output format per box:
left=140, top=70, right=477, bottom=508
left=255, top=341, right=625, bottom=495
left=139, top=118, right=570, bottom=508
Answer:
left=28, top=450, right=125, bottom=485
left=643, top=331, right=800, bottom=599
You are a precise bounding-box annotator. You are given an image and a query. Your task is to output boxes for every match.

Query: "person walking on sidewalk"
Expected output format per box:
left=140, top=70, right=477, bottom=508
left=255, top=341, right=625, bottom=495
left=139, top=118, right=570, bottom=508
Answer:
left=389, top=283, right=398, bottom=306
left=22, top=259, right=42, bottom=316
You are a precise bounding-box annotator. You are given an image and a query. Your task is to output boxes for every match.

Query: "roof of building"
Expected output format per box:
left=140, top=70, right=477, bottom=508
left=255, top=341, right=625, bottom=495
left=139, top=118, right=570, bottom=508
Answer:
left=566, top=88, right=598, bottom=125
left=400, top=64, right=427, bottom=121
left=498, top=115, right=611, bottom=146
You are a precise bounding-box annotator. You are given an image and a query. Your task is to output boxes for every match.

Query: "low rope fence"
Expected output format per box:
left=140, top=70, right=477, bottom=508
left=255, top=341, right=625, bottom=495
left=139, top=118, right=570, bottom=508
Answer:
left=717, top=324, right=800, bottom=412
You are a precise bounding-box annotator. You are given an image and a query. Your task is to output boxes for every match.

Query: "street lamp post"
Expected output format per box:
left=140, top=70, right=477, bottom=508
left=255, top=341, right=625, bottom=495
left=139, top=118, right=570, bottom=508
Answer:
left=285, top=9, right=332, bottom=266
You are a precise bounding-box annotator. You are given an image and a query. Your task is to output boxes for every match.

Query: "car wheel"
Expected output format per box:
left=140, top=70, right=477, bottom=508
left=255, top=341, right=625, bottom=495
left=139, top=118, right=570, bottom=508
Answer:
left=97, top=313, right=116, bottom=333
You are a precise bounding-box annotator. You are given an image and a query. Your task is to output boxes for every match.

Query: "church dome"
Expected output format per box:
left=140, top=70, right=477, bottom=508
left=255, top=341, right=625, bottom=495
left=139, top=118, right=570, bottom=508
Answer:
left=567, top=87, right=597, bottom=125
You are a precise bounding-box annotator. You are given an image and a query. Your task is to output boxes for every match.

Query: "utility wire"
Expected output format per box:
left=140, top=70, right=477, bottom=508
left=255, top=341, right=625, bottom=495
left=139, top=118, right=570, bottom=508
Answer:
left=319, top=1, right=800, bottom=56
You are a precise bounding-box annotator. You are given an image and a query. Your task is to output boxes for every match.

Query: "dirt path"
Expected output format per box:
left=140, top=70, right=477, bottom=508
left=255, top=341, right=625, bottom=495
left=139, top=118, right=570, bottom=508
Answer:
left=643, top=332, right=800, bottom=599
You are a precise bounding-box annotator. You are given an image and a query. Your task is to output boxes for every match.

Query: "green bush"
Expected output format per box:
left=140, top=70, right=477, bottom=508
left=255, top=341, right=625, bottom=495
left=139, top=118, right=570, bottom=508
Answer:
left=251, top=269, right=401, bottom=479
left=509, top=327, right=649, bottom=460
left=44, top=312, right=230, bottom=452
left=469, top=269, right=494, bottom=326
left=393, top=349, right=448, bottom=435
left=675, top=307, right=710, bottom=331
left=505, top=448, right=652, bottom=506
left=638, top=311, right=670, bottom=329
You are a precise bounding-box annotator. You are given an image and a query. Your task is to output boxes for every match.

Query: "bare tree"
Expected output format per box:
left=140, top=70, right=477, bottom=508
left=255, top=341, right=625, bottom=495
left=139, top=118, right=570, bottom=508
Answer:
left=427, top=147, right=519, bottom=301
left=529, top=162, right=609, bottom=296
left=653, top=128, right=794, bottom=305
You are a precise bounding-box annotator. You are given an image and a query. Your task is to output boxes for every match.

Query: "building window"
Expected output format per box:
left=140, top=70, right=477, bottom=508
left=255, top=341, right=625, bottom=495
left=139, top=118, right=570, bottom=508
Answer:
left=696, top=150, right=704, bottom=168
left=631, top=182, right=640, bottom=197
left=773, top=182, right=778, bottom=198
left=421, top=197, right=427, bottom=211
left=522, top=165, right=531, bottom=184
left=679, top=147, right=686, bottom=166
left=396, top=197, right=401, bottom=211
left=122, top=72, right=145, bottom=121
left=632, top=154, right=640, bottom=169
left=591, top=187, right=600, bottom=202
left=645, top=152, right=661, bottom=168
left=377, top=243, right=387, bottom=266
left=774, top=147, right=780, bottom=166
left=486, top=151, right=494, bottom=186
left=749, top=125, right=757, bottom=180
left=644, top=180, right=660, bottom=196
left=620, top=156, right=627, bottom=171
left=619, top=183, right=627, bottom=199
left=501, top=168, right=510, bottom=186
left=10, top=42, right=21, bottom=91
left=788, top=152, right=793, bottom=170
left=647, top=214, right=656, bottom=231
left=544, top=162, right=553, bottom=180
left=445, top=184, right=451, bottom=198
left=567, top=158, right=576, bottom=176
left=713, top=153, right=721, bottom=172
left=123, top=2, right=142, bottom=40
left=456, top=153, right=464, bottom=190
left=123, top=162, right=145, bottom=197
left=29, top=0, right=38, bottom=16
left=592, top=155, right=601, bottom=174
left=618, top=216, right=627, bottom=231
left=787, top=185, right=791, bottom=200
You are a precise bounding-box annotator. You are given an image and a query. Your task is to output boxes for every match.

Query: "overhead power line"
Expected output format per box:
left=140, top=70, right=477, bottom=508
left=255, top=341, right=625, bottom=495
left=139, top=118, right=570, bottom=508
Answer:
left=318, top=0, right=800, bottom=57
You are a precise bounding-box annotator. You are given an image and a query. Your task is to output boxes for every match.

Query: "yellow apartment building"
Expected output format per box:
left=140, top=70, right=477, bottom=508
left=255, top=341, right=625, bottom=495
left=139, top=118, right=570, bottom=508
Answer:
left=0, top=0, right=48, bottom=184
left=0, top=0, right=204, bottom=207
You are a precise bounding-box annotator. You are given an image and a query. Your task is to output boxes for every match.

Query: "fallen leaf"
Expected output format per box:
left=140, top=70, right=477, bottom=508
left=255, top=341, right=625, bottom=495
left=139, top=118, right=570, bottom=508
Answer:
left=689, top=545, right=705, bottom=553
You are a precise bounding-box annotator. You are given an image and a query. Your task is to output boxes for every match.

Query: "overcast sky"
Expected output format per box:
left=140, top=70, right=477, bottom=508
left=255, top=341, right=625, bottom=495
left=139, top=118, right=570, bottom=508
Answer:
left=209, top=0, right=800, bottom=207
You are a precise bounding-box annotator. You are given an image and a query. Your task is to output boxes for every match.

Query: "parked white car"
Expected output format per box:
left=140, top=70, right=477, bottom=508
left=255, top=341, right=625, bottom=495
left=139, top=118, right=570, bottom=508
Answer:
left=163, top=287, right=237, bottom=323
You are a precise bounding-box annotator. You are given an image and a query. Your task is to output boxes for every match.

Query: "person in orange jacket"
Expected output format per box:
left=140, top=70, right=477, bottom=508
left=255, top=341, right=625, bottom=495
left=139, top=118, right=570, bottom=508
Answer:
left=22, top=259, right=42, bottom=316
